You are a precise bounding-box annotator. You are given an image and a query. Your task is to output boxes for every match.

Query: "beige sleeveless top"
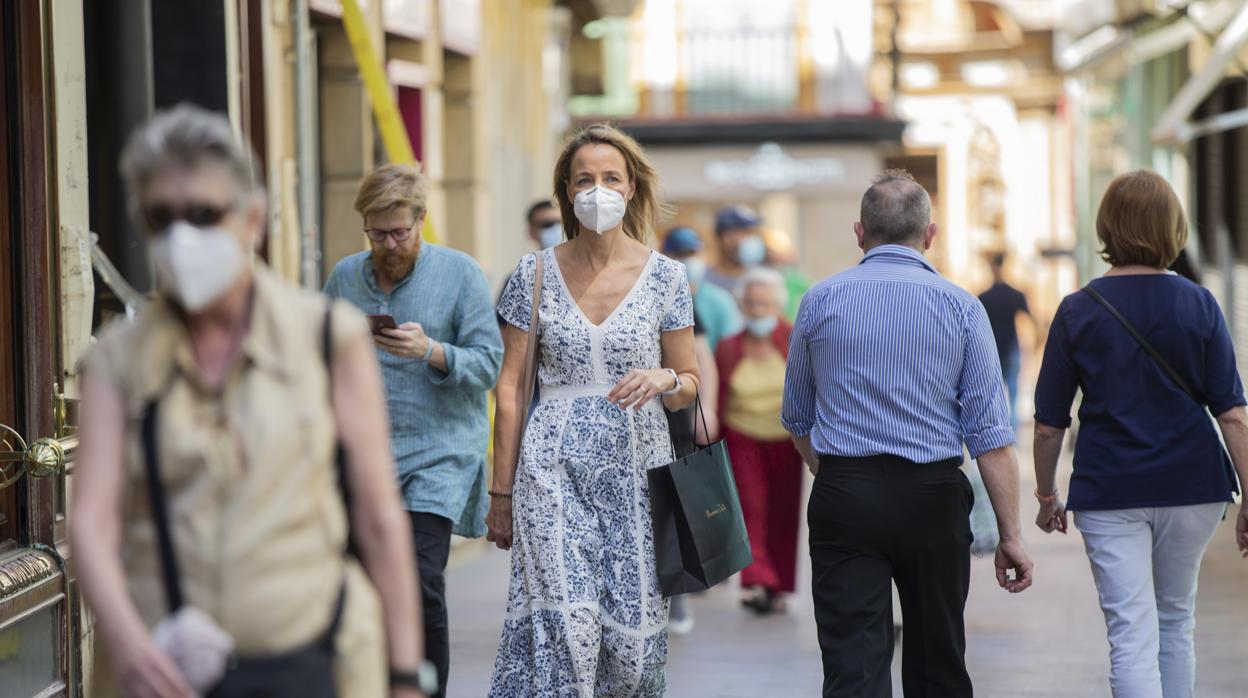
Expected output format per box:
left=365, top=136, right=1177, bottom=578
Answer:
left=84, top=267, right=385, bottom=697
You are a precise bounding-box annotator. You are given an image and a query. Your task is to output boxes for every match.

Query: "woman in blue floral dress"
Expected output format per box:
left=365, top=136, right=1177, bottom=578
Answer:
left=488, top=124, right=700, bottom=696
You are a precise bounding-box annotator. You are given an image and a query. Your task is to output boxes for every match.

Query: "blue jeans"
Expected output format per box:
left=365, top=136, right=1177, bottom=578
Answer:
left=1000, top=345, right=1021, bottom=431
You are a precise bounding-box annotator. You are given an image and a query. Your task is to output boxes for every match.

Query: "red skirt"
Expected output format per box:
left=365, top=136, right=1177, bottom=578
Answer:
left=724, top=427, right=804, bottom=593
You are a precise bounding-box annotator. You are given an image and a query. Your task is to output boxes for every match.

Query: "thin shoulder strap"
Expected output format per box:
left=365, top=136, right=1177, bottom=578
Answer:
left=141, top=400, right=185, bottom=612
left=1083, top=285, right=1203, bottom=404
left=513, top=254, right=545, bottom=459
left=322, top=304, right=356, bottom=557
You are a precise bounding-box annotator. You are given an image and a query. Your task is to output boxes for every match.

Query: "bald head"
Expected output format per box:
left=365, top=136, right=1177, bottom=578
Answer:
left=859, top=169, right=931, bottom=248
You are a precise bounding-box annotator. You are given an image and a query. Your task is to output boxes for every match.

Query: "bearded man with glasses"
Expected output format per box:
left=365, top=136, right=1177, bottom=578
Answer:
left=324, top=163, right=503, bottom=698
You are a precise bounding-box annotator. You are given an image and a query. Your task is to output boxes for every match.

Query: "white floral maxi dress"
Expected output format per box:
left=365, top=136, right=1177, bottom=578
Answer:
left=491, top=249, right=693, bottom=697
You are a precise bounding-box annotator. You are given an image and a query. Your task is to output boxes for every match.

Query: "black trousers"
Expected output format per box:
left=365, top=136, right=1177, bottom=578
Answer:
left=410, top=512, right=454, bottom=698
left=809, top=454, right=974, bottom=698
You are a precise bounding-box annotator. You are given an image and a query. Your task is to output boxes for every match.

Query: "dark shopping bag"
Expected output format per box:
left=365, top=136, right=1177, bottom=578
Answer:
left=651, top=397, right=752, bottom=597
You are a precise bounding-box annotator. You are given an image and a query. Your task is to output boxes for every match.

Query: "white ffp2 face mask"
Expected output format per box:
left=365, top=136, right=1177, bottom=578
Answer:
left=150, top=221, right=246, bottom=313
left=573, top=186, right=628, bottom=235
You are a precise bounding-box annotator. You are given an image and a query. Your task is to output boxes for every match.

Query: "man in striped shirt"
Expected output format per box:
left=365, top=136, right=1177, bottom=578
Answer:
left=782, top=170, right=1033, bottom=697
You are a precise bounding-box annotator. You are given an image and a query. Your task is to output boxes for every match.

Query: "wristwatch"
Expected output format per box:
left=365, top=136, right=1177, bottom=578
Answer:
left=660, top=368, right=682, bottom=397
left=390, top=660, right=439, bottom=695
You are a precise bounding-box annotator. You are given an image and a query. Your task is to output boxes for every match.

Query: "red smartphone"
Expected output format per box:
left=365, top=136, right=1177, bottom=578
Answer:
left=368, top=314, right=398, bottom=336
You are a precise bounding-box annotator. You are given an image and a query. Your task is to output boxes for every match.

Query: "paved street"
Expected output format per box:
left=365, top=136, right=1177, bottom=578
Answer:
left=446, top=435, right=1248, bottom=697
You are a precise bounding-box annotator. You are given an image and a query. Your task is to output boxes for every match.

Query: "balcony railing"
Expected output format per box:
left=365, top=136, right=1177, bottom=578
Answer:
left=678, top=28, right=801, bottom=115
left=571, top=19, right=875, bottom=120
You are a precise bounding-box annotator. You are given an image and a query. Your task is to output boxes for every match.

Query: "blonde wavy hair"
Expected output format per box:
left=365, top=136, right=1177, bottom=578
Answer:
left=553, top=124, right=668, bottom=243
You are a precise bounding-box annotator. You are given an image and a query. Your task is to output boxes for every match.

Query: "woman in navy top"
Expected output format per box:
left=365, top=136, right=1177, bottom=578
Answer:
left=1033, top=170, right=1248, bottom=698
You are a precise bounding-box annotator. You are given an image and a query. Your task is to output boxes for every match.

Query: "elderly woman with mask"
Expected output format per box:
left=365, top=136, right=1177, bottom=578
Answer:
left=71, top=106, right=428, bottom=698
left=715, top=268, right=804, bottom=615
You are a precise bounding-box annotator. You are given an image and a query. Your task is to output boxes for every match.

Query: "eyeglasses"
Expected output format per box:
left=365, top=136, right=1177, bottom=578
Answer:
left=143, top=201, right=235, bottom=233
left=363, top=221, right=417, bottom=242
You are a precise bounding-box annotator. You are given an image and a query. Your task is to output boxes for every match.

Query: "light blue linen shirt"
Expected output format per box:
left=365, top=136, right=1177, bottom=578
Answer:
left=781, top=244, right=1013, bottom=463
left=324, top=244, right=503, bottom=536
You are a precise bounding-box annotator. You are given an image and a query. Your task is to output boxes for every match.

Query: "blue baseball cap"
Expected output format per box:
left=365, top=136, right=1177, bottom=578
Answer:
left=662, top=227, right=703, bottom=254
left=714, top=205, right=761, bottom=235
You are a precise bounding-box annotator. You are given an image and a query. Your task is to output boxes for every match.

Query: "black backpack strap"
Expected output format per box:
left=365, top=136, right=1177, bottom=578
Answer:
left=1083, top=285, right=1204, bottom=405
left=322, top=304, right=358, bottom=557
left=141, top=400, right=185, bottom=612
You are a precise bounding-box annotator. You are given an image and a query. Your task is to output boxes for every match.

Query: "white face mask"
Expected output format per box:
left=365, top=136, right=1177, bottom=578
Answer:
left=573, top=186, right=628, bottom=235
left=150, top=221, right=246, bottom=313
left=683, top=257, right=707, bottom=287
left=745, top=315, right=778, bottom=338
left=537, top=223, right=563, bottom=249
left=738, top=235, right=767, bottom=268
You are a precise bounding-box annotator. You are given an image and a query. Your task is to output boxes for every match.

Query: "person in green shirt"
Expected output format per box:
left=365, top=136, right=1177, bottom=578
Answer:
left=763, top=227, right=812, bottom=322
left=662, top=226, right=742, bottom=350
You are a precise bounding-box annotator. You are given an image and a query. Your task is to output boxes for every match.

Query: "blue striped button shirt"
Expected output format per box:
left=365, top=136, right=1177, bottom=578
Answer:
left=781, top=244, right=1014, bottom=463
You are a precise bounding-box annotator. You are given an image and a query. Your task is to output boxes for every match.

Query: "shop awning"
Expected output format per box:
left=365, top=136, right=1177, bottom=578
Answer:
left=1058, top=1, right=1242, bottom=74
left=1152, top=2, right=1248, bottom=144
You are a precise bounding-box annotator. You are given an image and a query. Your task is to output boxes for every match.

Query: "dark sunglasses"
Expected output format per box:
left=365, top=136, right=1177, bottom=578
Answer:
left=143, top=202, right=235, bottom=233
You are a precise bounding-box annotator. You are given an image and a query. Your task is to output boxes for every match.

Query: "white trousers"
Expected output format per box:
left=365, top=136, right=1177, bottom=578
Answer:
left=1075, top=502, right=1225, bottom=698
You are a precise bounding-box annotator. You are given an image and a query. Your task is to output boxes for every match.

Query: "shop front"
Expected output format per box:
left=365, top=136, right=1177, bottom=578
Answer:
left=636, top=131, right=902, bottom=281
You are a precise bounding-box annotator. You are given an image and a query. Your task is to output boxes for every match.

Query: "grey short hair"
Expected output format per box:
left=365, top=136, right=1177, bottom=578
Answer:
left=120, top=104, right=260, bottom=218
left=735, top=267, right=789, bottom=310
left=860, top=169, right=931, bottom=245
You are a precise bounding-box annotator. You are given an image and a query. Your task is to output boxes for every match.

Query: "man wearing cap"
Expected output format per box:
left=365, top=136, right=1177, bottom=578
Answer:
left=663, top=226, right=742, bottom=350
left=705, top=205, right=767, bottom=294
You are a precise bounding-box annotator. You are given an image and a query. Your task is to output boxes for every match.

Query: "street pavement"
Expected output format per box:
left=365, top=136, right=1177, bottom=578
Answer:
left=445, top=431, right=1248, bottom=697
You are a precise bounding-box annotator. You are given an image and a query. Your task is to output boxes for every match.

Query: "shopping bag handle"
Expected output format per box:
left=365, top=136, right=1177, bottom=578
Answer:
left=692, top=389, right=711, bottom=445
left=667, top=387, right=712, bottom=458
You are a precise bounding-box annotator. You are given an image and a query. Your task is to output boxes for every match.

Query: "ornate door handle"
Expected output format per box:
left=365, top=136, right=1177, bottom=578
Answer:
left=0, top=424, right=75, bottom=487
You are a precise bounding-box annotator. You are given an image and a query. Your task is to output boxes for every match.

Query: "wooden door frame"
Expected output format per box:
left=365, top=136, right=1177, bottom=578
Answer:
left=3, top=1, right=74, bottom=693
left=0, top=0, right=18, bottom=546
left=0, top=0, right=55, bottom=549
left=11, top=0, right=57, bottom=548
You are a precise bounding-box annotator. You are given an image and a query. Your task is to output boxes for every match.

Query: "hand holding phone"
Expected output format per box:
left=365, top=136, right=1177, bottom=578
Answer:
left=368, top=314, right=398, bottom=336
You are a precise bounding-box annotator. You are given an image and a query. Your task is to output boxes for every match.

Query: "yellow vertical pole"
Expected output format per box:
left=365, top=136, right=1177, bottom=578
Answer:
left=796, top=0, right=815, bottom=113
left=339, top=0, right=438, bottom=242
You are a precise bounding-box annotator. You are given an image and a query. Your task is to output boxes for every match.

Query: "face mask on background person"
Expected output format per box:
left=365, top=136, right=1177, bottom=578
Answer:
left=738, top=235, right=767, bottom=267
left=150, top=221, right=246, bottom=312
left=682, top=257, right=707, bottom=287
left=537, top=223, right=563, bottom=249
left=745, top=315, right=778, bottom=338
left=573, top=186, right=627, bottom=234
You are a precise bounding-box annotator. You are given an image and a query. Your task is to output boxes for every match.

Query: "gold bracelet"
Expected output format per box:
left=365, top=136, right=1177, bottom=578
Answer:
left=1035, top=488, right=1058, bottom=503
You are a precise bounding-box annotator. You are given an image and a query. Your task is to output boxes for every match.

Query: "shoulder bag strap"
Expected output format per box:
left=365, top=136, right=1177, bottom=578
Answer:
left=322, top=305, right=356, bottom=557
left=1083, top=285, right=1203, bottom=405
left=141, top=400, right=185, bottom=612
left=512, top=254, right=545, bottom=464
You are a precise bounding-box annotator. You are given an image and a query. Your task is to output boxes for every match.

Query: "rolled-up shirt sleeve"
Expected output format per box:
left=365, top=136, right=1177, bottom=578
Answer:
left=1034, top=301, right=1078, bottom=429
left=781, top=299, right=817, bottom=437
left=958, top=300, right=1015, bottom=457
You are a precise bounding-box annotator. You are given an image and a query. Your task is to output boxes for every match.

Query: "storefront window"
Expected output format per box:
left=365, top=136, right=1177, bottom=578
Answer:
left=0, top=602, right=62, bottom=696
